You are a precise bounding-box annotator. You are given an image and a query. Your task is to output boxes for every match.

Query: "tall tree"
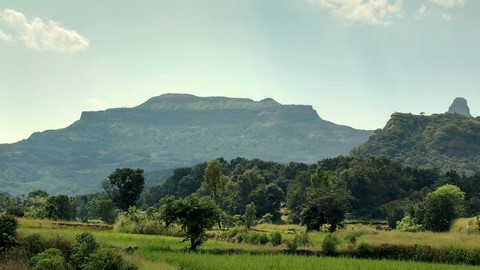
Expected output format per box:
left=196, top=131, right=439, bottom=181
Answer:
left=244, top=202, right=256, bottom=229
left=301, top=187, right=350, bottom=233
left=160, top=195, right=221, bottom=251
left=103, top=168, right=145, bottom=212
left=204, top=159, right=227, bottom=204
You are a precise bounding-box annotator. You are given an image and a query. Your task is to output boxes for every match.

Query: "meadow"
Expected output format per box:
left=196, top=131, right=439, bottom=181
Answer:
left=11, top=217, right=480, bottom=270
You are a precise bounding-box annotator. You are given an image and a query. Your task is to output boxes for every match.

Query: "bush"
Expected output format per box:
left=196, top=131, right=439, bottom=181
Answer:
left=286, top=239, right=298, bottom=252
left=287, top=233, right=311, bottom=252
left=270, top=232, right=282, bottom=246
left=70, top=232, right=99, bottom=269
left=22, top=234, right=46, bottom=257
left=409, top=244, right=432, bottom=262
left=258, top=234, right=269, bottom=245
left=356, top=242, right=373, bottom=258
left=84, top=248, right=137, bottom=270
left=27, top=248, right=65, bottom=270
left=446, top=247, right=469, bottom=264
left=396, top=215, right=423, bottom=232
left=322, top=234, right=339, bottom=256
left=0, top=213, right=18, bottom=250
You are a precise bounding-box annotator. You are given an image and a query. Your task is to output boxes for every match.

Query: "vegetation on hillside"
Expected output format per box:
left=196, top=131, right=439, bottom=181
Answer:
left=352, top=112, right=480, bottom=174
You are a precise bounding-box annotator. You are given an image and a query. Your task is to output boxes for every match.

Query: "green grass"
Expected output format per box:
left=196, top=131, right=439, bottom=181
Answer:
left=138, top=251, right=480, bottom=270
left=15, top=218, right=480, bottom=270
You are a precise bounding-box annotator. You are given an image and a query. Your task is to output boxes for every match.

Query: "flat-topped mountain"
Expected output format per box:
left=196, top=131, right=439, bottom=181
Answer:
left=0, top=94, right=372, bottom=195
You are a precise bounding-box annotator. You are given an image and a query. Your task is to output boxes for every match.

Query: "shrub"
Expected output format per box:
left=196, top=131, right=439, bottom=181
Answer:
left=142, top=220, right=166, bottom=235
left=293, top=232, right=311, bottom=247
left=409, top=244, right=431, bottom=262
left=287, top=233, right=311, bottom=252
left=356, top=242, right=373, bottom=258
left=258, top=234, right=269, bottom=245
left=84, top=248, right=137, bottom=270
left=286, top=239, right=298, bottom=252
left=446, top=247, right=469, bottom=265
left=322, top=234, right=339, bottom=256
left=22, top=234, right=46, bottom=257
left=0, top=213, right=18, bottom=250
left=396, top=215, right=423, bottom=232
left=468, top=249, right=480, bottom=265
left=70, top=232, right=99, bottom=269
left=44, top=235, right=73, bottom=259
left=27, top=248, right=65, bottom=270
left=270, top=232, right=282, bottom=246
left=376, top=243, right=396, bottom=259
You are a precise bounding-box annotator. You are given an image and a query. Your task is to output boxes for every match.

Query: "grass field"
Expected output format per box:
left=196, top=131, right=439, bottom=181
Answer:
left=13, top=218, right=480, bottom=270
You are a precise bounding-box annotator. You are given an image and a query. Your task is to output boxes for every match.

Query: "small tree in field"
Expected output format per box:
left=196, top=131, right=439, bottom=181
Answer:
left=160, top=195, right=221, bottom=251
left=423, top=184, right=465, bottom=232
left=244, top=202, right=256, bottom=229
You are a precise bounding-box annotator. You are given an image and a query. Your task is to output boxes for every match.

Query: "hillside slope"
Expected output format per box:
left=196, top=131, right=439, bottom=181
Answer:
left=0, top=94, right=372, bottom=195
left=351, top=112, right=480, bottom=174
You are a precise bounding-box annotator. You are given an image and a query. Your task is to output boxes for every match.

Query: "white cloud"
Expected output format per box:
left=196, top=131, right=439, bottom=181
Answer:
left=87, top=98, right=106, bottom=109
left=441, top=13, right=452, bottom=21
left=0, top=28, right=13, bottom=43
left=415, top=5, right=427, bottom=20
left=0, top=8, right=89, bottom=52
left=309, top=0, right=403, bottom=26
left=428, top=0, right=464, bottom=8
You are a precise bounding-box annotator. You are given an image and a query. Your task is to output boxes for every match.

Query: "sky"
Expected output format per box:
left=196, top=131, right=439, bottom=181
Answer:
left=1, top=0, right=479, bottom=143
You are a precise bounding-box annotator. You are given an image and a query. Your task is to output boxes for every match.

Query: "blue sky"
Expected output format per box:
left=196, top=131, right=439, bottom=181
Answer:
left=1, top=0, right=479, bottom=143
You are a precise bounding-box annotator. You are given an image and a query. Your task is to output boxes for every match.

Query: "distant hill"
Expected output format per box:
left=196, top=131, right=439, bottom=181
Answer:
left=351, top=106, right=480, bottom=174
left=0, top=94, right=372, bottom=196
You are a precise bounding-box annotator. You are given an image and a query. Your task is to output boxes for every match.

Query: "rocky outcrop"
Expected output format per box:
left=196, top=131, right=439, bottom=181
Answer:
left=447, top=97, right=472, bottom=117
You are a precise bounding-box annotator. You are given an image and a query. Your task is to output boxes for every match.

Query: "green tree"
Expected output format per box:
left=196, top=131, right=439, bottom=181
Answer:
left=46, top=195, right=76, bottom=220
left=0, top=213, right=18, bottom=250
left=311, top=167, right=332, bottom=189
left=423, top=184, right=465, bottom=232
left=28, top=190, right=49, bottom=199
left=244, top=202, right=256, bottom=229
left=204, top=159, right=227, bottom=204
left=160, top=195, right=221, bottom=251
left=301, top=187, right=350, bottom=232
left=103, top=168, right=145, bottom=212
left=24, top=195, right=49, bottom=219
left=285, top=171, right=310, bottom=223
left=95, top=199, right=118, bottom=224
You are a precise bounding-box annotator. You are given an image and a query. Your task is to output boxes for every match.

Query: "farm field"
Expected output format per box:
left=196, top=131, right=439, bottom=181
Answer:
left=14, top=218, right=480, bottom=270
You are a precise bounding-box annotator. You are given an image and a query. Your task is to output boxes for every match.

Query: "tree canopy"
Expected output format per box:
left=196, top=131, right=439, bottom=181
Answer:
left=160, top=195, right=222, bottom=251
left=103, top=168, right=145, bottom=212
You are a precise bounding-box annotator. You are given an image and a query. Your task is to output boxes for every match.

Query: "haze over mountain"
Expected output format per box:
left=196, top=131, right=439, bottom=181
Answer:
left=352, top=98, right=480, bottom=174
left=0, top=94, right=372, bottom=196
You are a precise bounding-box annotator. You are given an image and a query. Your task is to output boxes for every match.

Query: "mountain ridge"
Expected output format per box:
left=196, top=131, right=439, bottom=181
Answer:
left=0, top=94, right=373, bottom=196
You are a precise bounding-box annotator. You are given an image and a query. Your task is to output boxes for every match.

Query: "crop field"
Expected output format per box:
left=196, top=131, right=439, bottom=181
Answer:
left=12, top=218, right=480, bottom=270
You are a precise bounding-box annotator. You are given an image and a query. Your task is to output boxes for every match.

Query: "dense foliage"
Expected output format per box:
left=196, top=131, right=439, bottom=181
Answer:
left=160, top=195, right=222, bottom=250
left=103, top=168, right=145, bottom=212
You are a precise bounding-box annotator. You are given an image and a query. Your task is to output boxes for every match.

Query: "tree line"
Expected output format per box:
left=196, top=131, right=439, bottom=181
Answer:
left=2, top=156, right=479, bottom=250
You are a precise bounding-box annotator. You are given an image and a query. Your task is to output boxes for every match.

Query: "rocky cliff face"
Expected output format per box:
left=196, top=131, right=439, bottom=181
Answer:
left=447, top=97, right=472, bottom=117
left=0, top=94, right=372, bottom=195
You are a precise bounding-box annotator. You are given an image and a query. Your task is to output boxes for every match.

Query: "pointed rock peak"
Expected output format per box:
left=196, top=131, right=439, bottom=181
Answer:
left=447, top=97, right=472, bottom=117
